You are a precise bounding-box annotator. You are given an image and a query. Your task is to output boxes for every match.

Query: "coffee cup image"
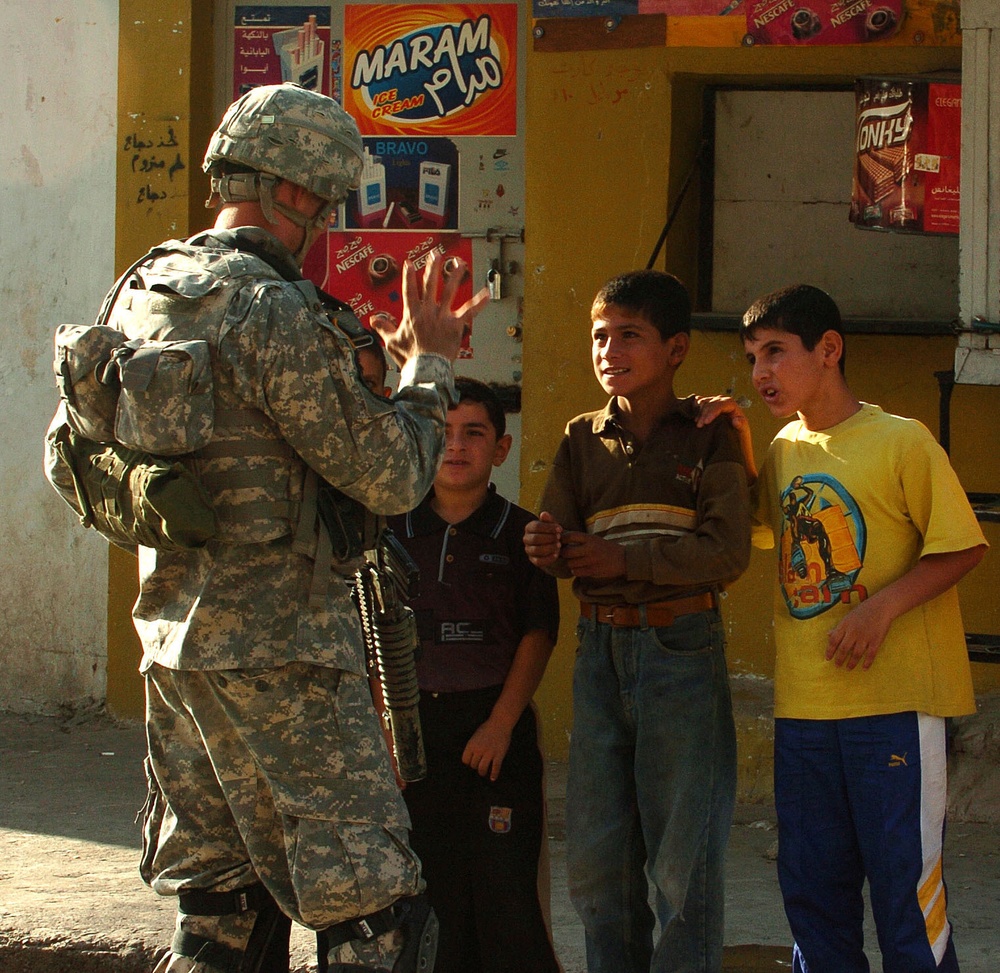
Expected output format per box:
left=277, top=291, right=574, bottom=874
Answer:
left=367, top=253, right=399, bottom=285
left=791, top=7, right=822, bottom=38
left=865, top=7, right=897, bottom=38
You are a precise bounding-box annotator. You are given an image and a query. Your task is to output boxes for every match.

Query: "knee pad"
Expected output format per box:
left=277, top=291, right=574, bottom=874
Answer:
left=323, top=894, right=437, bottom=973
left=172, top=883, right=291, bottom=973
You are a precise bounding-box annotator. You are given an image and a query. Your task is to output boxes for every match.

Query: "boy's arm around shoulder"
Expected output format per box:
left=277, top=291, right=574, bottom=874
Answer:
left=696, top=395, right=757, bottom=483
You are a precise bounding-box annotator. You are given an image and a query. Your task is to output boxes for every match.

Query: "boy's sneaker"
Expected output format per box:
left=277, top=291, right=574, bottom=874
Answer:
left=325, top=894, right=438, bottom=973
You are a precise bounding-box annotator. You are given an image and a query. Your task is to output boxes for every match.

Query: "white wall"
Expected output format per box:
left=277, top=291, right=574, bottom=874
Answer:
left=0, top=2, right=119, bottom=713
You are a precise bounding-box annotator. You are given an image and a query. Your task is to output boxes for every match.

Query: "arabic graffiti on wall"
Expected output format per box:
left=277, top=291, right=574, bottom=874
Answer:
left=121, top=122, right=186, bottom=211
left=233, top=6, right=332, bottom=98
left=345, top=4, right=518, bottom=136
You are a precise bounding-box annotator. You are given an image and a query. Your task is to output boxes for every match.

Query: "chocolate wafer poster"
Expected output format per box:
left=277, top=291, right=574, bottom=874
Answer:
left=850, top=76, right=961, bottom=235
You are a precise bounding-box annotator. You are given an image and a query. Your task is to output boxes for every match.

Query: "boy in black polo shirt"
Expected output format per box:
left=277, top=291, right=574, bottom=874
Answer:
left=388, top=377, right=561, bottom=973
left=524, top=270, right=751, bottom=973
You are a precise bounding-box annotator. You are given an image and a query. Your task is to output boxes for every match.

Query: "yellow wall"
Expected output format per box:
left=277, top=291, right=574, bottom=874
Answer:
left=523, top=32, right=1000, bottom=760
left=105, top=7, right=1000, bottom=763
left=107, top=0, right=215, bottom=718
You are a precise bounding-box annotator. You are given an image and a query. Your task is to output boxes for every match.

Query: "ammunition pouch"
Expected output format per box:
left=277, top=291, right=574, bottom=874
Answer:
left=45, top=404, right=217, bottom=554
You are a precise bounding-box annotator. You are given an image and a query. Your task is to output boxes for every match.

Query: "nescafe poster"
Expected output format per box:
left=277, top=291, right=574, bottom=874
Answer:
left=850, top=76, right=961, bottom=235
left=303, top=231, right=476, bottom=357
left=743, top=0, right=902, bottom=45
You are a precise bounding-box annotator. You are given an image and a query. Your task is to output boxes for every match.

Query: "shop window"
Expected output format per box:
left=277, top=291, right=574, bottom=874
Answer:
left=694, top=86, right=959, bottom=335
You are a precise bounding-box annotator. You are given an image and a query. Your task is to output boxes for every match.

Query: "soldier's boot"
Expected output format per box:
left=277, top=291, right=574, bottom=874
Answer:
left=151, top=882, right=291, bottom=973
left=324, top=894, right=438, bottom=973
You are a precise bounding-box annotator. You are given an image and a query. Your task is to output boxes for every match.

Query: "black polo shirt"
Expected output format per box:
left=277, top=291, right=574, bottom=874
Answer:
left=388, top=486, right=559, bottom=694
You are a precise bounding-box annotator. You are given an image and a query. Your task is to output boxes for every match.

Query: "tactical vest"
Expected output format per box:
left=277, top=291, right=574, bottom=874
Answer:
left=103, top=241, right=304, bottom=545
left=45, top=237, right=374, bottom=599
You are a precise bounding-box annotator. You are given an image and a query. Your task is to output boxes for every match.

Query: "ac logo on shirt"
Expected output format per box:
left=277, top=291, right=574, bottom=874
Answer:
left=778, top=472, right=868, bottom=620
left=438, top=621, right=487, bottom=643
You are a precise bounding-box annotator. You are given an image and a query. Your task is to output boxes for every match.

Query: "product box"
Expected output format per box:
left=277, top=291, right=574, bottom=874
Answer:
left=850, top=75, right=961, bottom=235
left=418, top=162, right=452, bottom=227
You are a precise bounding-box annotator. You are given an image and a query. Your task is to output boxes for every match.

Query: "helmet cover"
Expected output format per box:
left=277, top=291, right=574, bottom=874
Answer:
left=203, top=83, right=363, bottom=203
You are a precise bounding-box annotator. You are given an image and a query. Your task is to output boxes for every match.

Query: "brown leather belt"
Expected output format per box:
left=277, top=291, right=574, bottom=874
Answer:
left=579, top=592, right=716, bottom=628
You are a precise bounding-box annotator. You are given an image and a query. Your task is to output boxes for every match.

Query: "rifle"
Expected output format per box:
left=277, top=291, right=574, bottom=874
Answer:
left=354, top=528, right=427, bottom=782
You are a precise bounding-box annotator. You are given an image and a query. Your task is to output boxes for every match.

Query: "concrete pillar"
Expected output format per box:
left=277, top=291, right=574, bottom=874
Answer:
left=955, top=0, right=1000, bottom=383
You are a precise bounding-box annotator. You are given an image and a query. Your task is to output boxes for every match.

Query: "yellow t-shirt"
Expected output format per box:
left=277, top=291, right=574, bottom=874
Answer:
left=755, top=403, right=986, bottom=720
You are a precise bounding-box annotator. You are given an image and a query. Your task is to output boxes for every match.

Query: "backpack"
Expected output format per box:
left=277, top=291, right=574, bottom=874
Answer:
left=45, top=237, right=379, bottom=576
left=43, top=247, right=223, bottom=553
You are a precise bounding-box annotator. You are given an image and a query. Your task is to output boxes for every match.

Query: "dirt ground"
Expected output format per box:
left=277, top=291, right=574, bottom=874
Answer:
left=1, top=709, right=997, bottom=973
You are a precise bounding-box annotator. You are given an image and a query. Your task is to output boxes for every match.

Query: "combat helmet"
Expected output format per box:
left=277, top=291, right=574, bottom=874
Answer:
left=203, top=83, right=364, bottom=257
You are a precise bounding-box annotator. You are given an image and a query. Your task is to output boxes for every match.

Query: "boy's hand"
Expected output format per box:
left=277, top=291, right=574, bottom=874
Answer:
left=825, top=548, right=987, bottom=672
left=695, top=394, right=748, bottom=429
left=463, top=717, right=512, bottom=782
left=695, top=394, right=757, bottom=481
left=524, top=512, right=563, bottom=567
left=372, top=251, right=489, bottom=366
left=560, top=531, right=627, bottom=580
left=825, top=599, right=892, bottom=671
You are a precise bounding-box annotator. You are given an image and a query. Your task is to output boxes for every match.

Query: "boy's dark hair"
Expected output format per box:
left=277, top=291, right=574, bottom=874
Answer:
left=454, top=376, right=506, bottom=439
left=592, top=270, right=692, bottom=339
left=741, top=284, right=847, bottom=374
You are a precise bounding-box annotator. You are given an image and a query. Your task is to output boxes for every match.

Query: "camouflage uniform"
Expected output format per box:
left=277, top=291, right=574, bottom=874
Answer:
left=129, top=223, right=449, bottom=945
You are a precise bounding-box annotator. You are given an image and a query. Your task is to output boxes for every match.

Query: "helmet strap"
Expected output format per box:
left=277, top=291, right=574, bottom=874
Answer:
left=206, top=170, right=334, bottom=261
left=271, top=198, right=336, bottom=262
left=207, top=171, right=282, bottom=224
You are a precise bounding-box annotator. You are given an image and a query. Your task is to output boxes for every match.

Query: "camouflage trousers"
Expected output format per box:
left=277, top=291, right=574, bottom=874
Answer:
left=141, top=661, right=422, bottom=936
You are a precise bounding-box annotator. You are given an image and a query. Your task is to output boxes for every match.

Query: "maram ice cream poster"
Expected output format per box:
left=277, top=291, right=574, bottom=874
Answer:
left=232, top=6, right=515, bottom=356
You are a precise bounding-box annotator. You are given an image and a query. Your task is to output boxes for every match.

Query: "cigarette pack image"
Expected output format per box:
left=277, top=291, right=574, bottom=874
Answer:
left=418, top=162, right=451, bottom=227
left=273, top=16, right=325, bottom=91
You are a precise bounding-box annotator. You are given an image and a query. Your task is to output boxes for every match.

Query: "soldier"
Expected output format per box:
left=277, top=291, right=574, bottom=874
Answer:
left=125, top=83, right=487, bottom=973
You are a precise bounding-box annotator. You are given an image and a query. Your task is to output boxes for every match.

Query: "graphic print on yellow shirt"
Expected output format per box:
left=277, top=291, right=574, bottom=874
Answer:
left=779, top=472, right=867, bottom=620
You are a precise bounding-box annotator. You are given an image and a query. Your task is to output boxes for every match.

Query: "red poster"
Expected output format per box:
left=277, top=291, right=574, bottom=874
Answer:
left=303, top=232, right=477, bottom=357
left=345, top=5, right=518, bottom=136
left=922, top=83, right=961, bottom=234
left=744, top=0, right=903, bottom=45
left=850, top=76, right=961, bottom=235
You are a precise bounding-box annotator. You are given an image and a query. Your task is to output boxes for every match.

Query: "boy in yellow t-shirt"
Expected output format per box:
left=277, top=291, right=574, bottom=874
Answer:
left=701, top=283, right=987, bottom=973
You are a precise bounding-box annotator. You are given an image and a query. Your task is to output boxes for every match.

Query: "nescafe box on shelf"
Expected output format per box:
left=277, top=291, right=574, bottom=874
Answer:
left=850, top=75, right=961, bottom=235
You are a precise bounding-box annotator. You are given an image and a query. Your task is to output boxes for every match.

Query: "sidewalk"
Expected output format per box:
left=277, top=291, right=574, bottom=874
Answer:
left=1, top=711, right=997, bottom=972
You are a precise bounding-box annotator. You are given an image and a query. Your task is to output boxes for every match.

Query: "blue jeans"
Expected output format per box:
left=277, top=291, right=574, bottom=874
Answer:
left=566, top=609, right=737, bottom=973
